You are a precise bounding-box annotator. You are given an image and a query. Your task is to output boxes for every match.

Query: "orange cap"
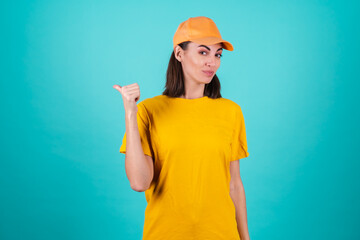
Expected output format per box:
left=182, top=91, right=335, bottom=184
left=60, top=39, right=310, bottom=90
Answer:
left=173, top=16, right=234, bottom=51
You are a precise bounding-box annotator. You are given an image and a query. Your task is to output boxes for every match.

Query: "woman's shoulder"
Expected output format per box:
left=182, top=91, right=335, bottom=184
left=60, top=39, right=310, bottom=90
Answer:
left=138, top=95, right=244, bottom=112
left=136, top=95, right=167, bottom=113
left=215, top=97, right=242, bottom=111
left=138, top=94, right=166, bottom=106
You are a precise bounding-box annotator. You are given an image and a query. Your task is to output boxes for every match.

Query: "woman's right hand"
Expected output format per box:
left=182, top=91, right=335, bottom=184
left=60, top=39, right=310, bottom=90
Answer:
left=113, top=83, right=140, bottom=115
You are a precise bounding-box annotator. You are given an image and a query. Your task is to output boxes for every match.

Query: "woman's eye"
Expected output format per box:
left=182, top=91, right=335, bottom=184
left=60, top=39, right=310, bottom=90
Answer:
left=199, top=51, right=222, bottom=58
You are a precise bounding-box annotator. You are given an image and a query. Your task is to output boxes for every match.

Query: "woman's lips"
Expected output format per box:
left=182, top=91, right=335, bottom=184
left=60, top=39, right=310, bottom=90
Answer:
left=202, top=70, right=214, bottom=77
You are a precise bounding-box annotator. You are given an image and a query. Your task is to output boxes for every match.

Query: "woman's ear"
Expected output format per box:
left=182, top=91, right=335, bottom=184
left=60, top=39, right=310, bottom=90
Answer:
left=174, top=45, right=183, bottom=62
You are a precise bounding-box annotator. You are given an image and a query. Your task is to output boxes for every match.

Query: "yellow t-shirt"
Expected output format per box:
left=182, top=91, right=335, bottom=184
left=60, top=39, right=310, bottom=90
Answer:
left=119, top=94, right=249, bottom=240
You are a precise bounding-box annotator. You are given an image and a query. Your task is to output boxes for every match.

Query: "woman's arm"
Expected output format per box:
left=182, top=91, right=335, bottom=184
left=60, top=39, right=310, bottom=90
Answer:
left=229, top=160, right=250, bottom=240
left=114, top=83, right=154, bottom=192
left=124, top=111, right=154, bottom=192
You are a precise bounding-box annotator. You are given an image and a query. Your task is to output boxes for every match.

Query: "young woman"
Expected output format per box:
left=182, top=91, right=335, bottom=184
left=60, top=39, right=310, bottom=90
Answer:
left=113, top=16, right=250, bottom=240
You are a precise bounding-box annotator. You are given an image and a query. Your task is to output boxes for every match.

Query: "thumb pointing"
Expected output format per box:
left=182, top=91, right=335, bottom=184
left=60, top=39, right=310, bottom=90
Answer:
left=113, top=84, right=122, bottom=93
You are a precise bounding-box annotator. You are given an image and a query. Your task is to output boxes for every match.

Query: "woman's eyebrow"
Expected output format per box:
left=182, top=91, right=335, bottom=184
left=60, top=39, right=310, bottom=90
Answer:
left=198, top=45, right=223, bottom=51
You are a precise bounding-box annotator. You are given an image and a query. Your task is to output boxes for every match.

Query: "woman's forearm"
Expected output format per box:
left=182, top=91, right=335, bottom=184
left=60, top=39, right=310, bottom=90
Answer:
left=124, top=111, right=153, bottom=192
left=230, top=183, right=250, bottom=240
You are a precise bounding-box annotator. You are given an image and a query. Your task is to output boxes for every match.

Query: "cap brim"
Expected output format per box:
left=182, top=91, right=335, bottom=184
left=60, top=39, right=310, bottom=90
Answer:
left=190, top=36, right=234, bottom=51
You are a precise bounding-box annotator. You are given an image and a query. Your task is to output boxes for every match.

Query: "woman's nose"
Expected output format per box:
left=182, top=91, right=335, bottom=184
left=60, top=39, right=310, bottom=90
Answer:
left=206, top=57, right=216, bottom=67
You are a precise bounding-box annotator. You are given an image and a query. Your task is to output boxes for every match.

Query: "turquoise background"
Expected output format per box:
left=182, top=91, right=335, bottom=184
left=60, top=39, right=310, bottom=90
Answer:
left=1, top=0, right=359, bottom=239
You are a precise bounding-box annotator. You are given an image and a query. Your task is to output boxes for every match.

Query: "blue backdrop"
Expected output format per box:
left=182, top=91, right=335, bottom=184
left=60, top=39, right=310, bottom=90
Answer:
left=1, top=0, right=359, bottom=239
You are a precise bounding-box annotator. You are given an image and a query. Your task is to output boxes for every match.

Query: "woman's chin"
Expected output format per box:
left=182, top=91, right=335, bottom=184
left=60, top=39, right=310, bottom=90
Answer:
left=203, top=76, right=214, bottom=83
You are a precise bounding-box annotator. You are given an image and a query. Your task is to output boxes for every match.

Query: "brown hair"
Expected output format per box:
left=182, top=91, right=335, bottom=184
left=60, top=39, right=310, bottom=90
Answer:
left=162, top=41, right=222, bottom=99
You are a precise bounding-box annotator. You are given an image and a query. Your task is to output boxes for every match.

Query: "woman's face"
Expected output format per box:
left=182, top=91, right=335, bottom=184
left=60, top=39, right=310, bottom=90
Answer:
left=177, top=42, right=223, bottom=84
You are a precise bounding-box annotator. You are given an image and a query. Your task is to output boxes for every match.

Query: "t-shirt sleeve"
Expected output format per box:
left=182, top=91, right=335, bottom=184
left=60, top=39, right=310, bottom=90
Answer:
left=119, top=101, right=153, bottom=158
left=230, top=105, right=249, bottom=161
